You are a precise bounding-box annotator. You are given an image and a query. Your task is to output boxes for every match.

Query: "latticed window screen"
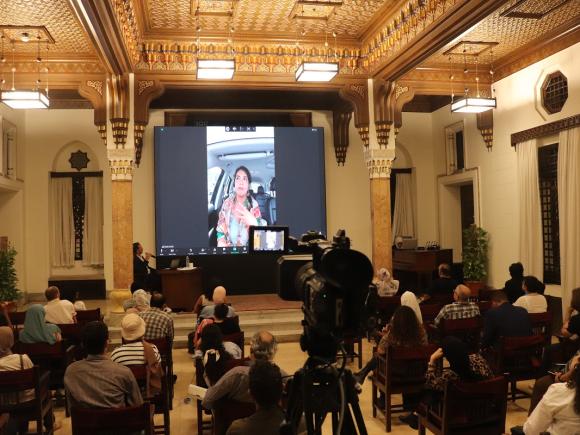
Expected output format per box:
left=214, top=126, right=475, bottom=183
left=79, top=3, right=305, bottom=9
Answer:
left=538, top=144, right=560, bottom=284
left=72, top=176, right=85, bottom=261
left=542, top=72, right=568, bottom=114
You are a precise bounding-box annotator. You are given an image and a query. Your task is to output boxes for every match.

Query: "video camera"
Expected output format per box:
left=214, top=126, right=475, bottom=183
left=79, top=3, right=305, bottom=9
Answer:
left=277, top=229, right=374, bottom=360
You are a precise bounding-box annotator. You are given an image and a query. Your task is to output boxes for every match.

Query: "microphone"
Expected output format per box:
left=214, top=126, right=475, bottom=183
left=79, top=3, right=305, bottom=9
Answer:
left=146, top=252, right=156, bottom=259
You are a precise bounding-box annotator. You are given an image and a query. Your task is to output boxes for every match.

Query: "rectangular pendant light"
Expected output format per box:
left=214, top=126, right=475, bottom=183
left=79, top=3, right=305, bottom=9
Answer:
left=451, top=97, right=496, bottom=113
left=196, top=59, right=235, bottom=80
left=1, top=90, right=50, bottom=109
left=295, top=61, right=339, bottom=82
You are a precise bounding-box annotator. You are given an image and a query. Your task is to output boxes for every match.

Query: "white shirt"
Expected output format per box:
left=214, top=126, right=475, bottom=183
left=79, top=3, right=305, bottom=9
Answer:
left=513, top=293, right=547, bottom=313
left=524, top=382, right=580, bottom=435
left=44, top=299, right=76, bottom=324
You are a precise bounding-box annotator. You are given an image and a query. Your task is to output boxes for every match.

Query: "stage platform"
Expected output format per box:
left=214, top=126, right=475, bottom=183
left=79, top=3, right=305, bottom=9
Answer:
left=98, top=294, right=303, bottom=348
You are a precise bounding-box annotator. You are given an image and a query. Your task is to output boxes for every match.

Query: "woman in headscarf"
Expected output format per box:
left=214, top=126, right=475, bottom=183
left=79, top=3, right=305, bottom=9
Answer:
left=400, top=290, right=422, bottom=324
left=19, top=304, right=61, bottom=344
left=124, top=289, right=151, bottom=314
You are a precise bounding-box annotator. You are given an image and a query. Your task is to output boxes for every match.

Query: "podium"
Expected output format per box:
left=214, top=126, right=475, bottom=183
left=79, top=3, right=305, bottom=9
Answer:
left=392, top=249, right=453, bottom=293
left=159, top=268, right=203, bottom=312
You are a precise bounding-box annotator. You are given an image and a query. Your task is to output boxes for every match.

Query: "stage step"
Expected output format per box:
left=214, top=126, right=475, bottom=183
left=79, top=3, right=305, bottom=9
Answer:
left=107, top=308, right=303, bottom=349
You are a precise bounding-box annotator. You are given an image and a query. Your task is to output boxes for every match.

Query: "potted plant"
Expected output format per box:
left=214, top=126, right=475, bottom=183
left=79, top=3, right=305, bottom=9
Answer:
left=0, top=244, right=20, bottom=310
left=462, top=224, right=489, bottom=298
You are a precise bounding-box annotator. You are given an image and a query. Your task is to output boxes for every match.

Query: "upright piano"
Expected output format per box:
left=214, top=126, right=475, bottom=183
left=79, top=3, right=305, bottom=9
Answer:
left=392, top=249, right=453, bottom=293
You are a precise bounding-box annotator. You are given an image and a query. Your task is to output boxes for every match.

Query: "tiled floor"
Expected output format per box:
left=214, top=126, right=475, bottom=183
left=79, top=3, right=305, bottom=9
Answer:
left=54, top=339, right=532, bottom=434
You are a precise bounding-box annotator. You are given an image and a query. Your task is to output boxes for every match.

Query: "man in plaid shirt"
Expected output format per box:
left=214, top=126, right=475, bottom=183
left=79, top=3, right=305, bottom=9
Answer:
left=139, top=292, right=174, bottom=344
left=433, top=284, right=480, bottom=327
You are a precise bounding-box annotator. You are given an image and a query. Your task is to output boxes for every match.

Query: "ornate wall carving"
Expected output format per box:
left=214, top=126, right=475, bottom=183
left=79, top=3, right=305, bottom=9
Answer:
left=364, top=148, right=395, bottom=179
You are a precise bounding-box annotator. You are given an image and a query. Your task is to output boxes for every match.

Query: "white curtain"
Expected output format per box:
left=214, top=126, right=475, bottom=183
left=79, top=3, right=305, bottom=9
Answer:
left=83, top=177, right=104, bottom=266
left=558, top=127, right=580, bottom=313
left=516, top=139, right=543, bottom=278
left=50, top=178, right=74, bottom=267
left=392, top=173, right=415, bottom=242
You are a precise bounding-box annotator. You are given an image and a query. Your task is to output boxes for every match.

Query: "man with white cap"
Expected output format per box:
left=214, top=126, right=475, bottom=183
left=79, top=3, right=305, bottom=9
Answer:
left=111, top=313, right=161, bottom=366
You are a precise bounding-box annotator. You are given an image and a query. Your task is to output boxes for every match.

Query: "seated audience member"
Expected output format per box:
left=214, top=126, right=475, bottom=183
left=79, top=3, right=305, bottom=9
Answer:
left=202, top=331, right=281, bottom=409
left=514, top=276, right=547, bottom=313
left=0, top=303, right=11, bottom=328
left=199, top=286, right=237, bottom=319
left=124, top=289, right=151, bottom=314
left=111, top=314, right=161, bottom=366
left=71, top=291, right=87, bottom=311
left=195, top=303, right=242, bottom=349
left=199, top=325, right=234, bottom=386
left=19, top=304, right=62, bottom=344
left=354, top=305, right=427, bottom=385
left=433, top=284, right=480, bottom=327
left=139, top=292, right=174, bottom=344
left=561, top=287, right=580, bottom=338
left=227, top=361, right=284, bottom=435
left=481, top=290, right=532, bottom=349
left=401, top=291, right=423, bottom=323
left=0, top=326, right=57, bottom=433
left=400, top=336, right=494, bottom=429
left=64, top=321, right=142, bottom=409
left=424, top=263, right=458, bottom=301
left=524, top=356, right=580, bottom=435
left=504, top=262, right=525, bottom=304
left=194, top=286, right=214, bottom=315
left=44, top=286, right=76, bottom=324
left=375, top=268, right=399, bottom=297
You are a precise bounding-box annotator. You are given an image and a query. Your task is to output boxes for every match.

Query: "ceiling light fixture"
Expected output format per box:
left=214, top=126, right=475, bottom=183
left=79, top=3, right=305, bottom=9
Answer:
left=450, top=44, right=495, bottom=113
left=1, top=33, right=49, bottom=109
left=295, top=27, right=339, bottom=82
left=196, top=1, right=236, bottom=80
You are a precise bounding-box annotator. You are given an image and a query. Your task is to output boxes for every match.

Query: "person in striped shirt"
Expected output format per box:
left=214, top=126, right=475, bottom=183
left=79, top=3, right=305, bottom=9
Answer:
left=111, top=313, right=161, bottom=366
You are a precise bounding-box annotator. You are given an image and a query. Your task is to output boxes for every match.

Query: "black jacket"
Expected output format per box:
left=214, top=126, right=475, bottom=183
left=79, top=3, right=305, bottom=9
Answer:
left=482, top=302, right=532, bottom=348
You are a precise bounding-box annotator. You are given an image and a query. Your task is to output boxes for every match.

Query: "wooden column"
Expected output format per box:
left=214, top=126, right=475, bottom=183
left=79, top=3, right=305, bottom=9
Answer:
left=112, top=180, right=133, bottom=289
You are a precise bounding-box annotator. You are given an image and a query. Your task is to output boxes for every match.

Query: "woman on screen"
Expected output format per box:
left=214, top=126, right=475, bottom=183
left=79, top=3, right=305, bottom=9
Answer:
left=216, top=166, right=265, bottom=247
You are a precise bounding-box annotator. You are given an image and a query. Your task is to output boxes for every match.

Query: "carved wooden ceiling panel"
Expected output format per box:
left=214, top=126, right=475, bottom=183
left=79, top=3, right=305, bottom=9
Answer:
left=0, top=0, right=96, bottom=56
left=142, top=0, right=392, bottom=38
left=422, top=0, right=580, bottom=67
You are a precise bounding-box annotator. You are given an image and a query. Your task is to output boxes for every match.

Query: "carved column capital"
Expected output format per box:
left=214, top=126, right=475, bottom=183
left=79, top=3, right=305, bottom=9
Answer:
left=339, top=81, right=370, bottom=149
left=364, top=148, right=395, bottom=179
left=107, top=148, right=134, bottom=180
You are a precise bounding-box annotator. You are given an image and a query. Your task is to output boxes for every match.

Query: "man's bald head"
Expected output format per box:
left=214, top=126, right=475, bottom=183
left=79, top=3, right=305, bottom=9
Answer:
left=454, top=284, right=471, bottom=302
left=250, top=330, right=278, bottom=361
left=212, top=286, right=227, bottom=303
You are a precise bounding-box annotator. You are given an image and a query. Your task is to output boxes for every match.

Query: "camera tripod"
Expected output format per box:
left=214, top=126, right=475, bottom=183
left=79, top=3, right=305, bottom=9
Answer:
left=280, top=356, right=368, bottom=435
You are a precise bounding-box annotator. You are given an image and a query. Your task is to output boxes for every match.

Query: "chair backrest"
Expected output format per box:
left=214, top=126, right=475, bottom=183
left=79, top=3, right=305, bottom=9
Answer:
left=128, top=364, right=149, bottom=392
left=499, top=335, right=545, bottom=376
left=441, top=376, right=508, bottom=433
left=440, top=316, right=483, bottom=352
left=13, top=341, right=75, bottom=377
left=0, top=366, right=51, bottom=415
left=8, top=311, right=26, bottom=326
left=529, top=311, right=552, bottom=344
left=420, top=303, right=444, bottom=323
left=57, top=323, right=84, bottom=342
left=478, top=300, right=492, bottom=316
left=212, top=399, right=256, bottom=435
left=385, top=344, right=438, bottom=387
left=376, top=296, right=401, bottom=326
left=71, top=403, right=155, bottom=435
left=76, top=309, right=102, bottom=323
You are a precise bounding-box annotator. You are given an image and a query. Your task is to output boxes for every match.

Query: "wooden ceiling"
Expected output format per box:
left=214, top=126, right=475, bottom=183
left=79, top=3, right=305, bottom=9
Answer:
left=0, top=0, right=579, bottom=98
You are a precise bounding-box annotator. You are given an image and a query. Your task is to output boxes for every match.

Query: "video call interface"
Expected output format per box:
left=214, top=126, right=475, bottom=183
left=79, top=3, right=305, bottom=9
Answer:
left=154, top=126, right=326, bottom=256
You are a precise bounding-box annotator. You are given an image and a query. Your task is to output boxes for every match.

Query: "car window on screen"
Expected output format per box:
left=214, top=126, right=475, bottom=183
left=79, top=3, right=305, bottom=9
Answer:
left=208, top=166, right=223, bottom=205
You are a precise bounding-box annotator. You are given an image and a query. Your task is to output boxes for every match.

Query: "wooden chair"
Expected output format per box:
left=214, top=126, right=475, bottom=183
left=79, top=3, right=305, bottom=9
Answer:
left=70, top=402, right=155, bottom=435
left=129, top=365, right=170, bottom=435
left=338, top=332, right=363, bottom=369
left=529, top=311, right=553, bottom=345
left=13, top=341, right=75, bottom=392
left=420, top=303, right=444, bottom=324
left=148, top=336, right=174, bottom=405
left=371, top=344, right=437, bottom=432
left=497, top=335, right=545, bottom=401
left=222, top=330, right=245, bottom=359
left=57, top=323, right=86, bottom=360
left=439, top=317, right=483, bottom=353
left=477, top=300, right=492, bottom=317
left=376, top=296, right=401, bottom=328
left=212, top=398, right=255, bottom=435
left=418, top=376, right=508, bottom=435
left=75, top=308, right=103, bottom=323
left=0, top=366, right=54, bottom=435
